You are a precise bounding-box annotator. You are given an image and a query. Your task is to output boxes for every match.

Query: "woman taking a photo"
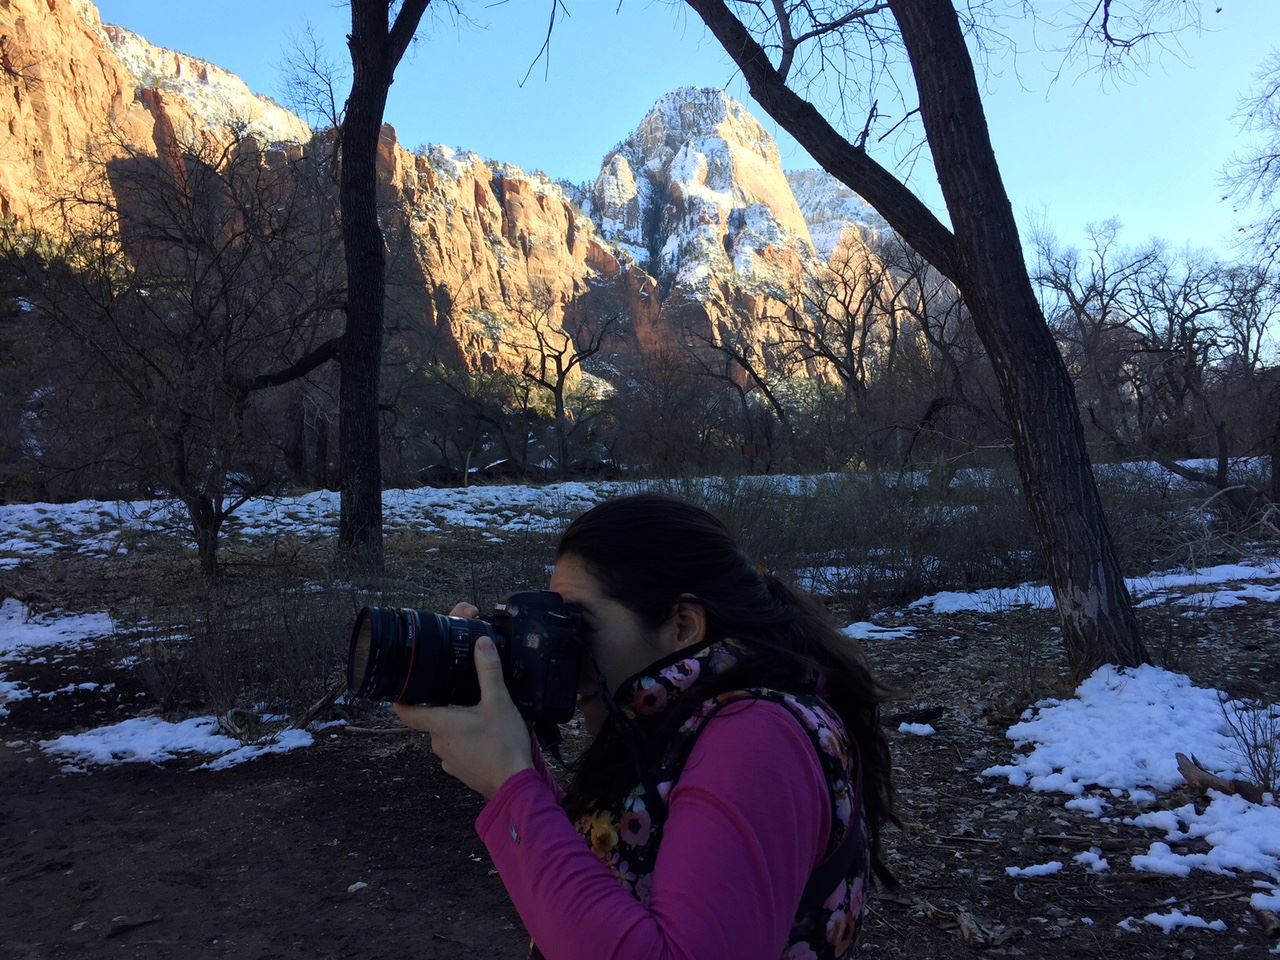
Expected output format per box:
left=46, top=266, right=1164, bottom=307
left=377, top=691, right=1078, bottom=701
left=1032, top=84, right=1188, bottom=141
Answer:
left=397, top=494, right=896, bottom=959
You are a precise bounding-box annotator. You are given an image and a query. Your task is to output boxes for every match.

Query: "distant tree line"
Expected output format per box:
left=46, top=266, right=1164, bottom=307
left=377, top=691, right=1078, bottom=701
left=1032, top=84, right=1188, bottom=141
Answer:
left=3, top=159, right=1275, bottom=522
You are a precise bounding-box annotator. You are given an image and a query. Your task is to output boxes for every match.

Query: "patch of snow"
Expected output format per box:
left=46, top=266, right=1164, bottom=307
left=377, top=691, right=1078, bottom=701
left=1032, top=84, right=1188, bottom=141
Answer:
left=40, top=716, right=238, bottom=766
left=197, top=728, right=314, bottom=771
left=1073, top=849, right=1110, bottom=872
left=0, top=678, right=31, bottom=716
left=423, top=144, right=482, bottom=181
left=39, top=715, right=314, bottom=770
left=986, top=662, right=1280, bottom=901
left=1142, top=909, right=1227, bottom=933
left=898, top=722, right=935, bottom=736
left=1129, top=795, right=1280, bottom=879
left=1005, top=860, right=1063, bottom=878
left=841, top=621, right=916, bottom=641
left=983, top=665, right=1249, bottom=796
left=0, top=599, right=116, bottom=662
left=1065, top=796, right=1108, bottom=817
left=914, top=557, right=1280, bottom=614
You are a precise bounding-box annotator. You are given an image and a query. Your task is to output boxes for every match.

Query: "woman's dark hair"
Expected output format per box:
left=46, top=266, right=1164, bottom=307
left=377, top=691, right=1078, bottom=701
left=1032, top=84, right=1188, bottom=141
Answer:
left=556, top=493, right=897, bottom=880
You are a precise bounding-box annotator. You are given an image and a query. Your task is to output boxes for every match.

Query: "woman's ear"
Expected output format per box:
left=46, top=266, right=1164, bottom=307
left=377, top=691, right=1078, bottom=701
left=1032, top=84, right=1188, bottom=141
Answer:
left=670, top=598, right=707, bottom=649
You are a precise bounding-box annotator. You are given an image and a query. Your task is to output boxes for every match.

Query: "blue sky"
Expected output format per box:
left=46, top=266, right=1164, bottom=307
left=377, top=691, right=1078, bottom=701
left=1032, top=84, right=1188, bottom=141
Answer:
left=93, top=1, right=1278, bottom=256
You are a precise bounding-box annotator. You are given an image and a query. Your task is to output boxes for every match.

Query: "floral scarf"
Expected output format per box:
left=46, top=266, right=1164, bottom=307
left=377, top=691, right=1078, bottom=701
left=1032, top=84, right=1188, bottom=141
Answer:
left=532, top=638, right=870, bottom=959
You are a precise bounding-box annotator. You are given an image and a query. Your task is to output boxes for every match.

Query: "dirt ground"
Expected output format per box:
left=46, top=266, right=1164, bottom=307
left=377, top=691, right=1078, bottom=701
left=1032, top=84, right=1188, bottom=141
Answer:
left=3, top=550, right=1280, bottom=959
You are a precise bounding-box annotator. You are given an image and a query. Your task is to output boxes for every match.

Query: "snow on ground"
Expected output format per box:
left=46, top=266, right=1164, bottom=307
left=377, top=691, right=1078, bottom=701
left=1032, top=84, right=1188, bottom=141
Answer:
left=0, top=460, right=1249, bottom=565
left=897, top=722, right=936, bottom=736
left=0, top=599, right=116, bottom=716
left=984, top=663, right=1280, bottom=914
left=38, top=715, right=314, bottom=772
left=0, top=482, right=619, bottom=559
left=1142, top=909, right=1228, bottom=933
left=1005, top=860, right=1063, bottom=878
left=912, top=559, right=1280, bottom=614
left=0, top=474, right=866, bottom=566
left=0, top=597, right=317, bottom=770
left=841, top=621, right=917, bottom=641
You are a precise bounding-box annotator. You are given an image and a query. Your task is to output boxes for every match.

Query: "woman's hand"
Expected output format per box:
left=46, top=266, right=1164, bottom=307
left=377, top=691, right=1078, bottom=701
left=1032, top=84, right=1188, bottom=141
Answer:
left=393, top=615, right=533, bottom=800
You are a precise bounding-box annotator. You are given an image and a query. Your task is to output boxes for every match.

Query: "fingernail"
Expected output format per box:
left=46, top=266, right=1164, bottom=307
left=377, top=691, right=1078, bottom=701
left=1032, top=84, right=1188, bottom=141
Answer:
left=477, top=636, right=494, bottom=654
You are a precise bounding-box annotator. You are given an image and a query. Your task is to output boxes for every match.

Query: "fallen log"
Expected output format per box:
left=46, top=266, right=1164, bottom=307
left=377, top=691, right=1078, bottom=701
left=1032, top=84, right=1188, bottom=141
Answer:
left=1176, top=752, right=1265, bottom=805
left=292, top=680, right=346, bottom=730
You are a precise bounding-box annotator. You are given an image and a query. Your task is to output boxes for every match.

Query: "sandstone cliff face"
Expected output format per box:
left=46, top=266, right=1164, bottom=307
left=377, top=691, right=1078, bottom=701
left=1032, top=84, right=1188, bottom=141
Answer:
left=375, top=133, right=642, bottom=380
left=97, top=20, right=311, bottom=146
left=0, top=0, right=154, bottom=225
left=2, top=2, right=886, bottom=390
left=589, top=88, right=864, bottom=383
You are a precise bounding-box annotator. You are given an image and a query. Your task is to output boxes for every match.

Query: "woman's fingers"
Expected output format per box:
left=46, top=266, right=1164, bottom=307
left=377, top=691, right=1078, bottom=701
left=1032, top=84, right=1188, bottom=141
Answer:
left=449, top=602, right=479, bottom=619
left=390, top=638, right=533, bottom=798
left=473, top=636, right=510, bottom=704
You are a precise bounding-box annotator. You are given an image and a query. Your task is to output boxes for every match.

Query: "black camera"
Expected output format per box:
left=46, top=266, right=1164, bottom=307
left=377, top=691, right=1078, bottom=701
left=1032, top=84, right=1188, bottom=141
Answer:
left=346, top=590, right=585, bottom=726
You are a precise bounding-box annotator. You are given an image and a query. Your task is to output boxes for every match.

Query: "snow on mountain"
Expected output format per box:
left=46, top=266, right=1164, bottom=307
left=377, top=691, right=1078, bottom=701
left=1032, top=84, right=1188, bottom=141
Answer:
left=786, top=169, right=888, bottom=259
left=589, top=87, right=816, bottom=291
left=79, top=6, right=311, bottom=146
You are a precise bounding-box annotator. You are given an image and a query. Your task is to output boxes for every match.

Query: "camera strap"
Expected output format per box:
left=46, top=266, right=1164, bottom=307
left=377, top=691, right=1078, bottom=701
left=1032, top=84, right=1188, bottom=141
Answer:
left=532, top=719, right=565, bottom=766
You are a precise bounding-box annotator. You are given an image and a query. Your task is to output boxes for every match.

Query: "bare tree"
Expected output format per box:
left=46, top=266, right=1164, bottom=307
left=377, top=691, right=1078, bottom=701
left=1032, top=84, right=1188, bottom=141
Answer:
left=1037, top=227, right=1279, bottom=514
left=679, top=0, right=1190, bottom=675
left=336, top=0, right=434, bottom=575
left=682, top=319, right=787, bottom=472
left=0, top=127, right=344, bottom=574
left=607, top=344, right=734, bottom=476
left=518, top=291, right=619, bottom=479
left=1227, top=49, right=1280, bottom=266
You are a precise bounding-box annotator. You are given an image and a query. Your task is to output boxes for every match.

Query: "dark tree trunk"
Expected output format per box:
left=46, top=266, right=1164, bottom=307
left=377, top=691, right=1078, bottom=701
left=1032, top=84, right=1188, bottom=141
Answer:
left=314, top=413, right=330, bottom=489
left=554, top=389, right=569, bottom=481
left=185, top=495, right=223, bottom=578
left=1271, top=418, right=1280, bottom=506
left=336, top=0, right=430, bottom=575
left=684, top=0, right=1148, bottom=676
left=888, top=0, right=1146, bottom=675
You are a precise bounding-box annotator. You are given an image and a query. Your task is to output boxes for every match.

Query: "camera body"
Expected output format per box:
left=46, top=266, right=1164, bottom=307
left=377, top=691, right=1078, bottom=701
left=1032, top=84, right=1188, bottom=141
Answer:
left=347, top=590, right=585, bottom=726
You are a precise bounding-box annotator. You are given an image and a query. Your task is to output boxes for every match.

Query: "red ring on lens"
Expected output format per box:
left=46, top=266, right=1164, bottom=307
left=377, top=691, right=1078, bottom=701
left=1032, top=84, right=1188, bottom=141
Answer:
left=394, top=610, right=419, bottom=702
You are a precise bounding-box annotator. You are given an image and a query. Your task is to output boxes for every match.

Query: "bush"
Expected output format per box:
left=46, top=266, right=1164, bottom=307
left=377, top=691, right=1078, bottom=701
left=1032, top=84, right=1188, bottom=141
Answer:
left=181, top=580, right=365, bottom=716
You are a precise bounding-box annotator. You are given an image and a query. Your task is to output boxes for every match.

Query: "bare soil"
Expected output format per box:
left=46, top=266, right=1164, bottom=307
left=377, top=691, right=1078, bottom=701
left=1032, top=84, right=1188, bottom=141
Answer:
left=3, top=546, right=1280, bottom=959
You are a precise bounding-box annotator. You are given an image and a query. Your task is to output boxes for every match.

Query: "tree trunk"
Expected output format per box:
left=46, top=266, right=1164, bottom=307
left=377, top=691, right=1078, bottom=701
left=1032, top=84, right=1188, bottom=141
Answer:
left=890, top=0, right=1146, bottom=676
left=337, top=1, right=428, bottom=575
left=1270, top=419, right=1279, bottom=506
left=682, top=0, right=1148, bottom=676
left=554, top=390, right=569, bottom=481
left=185, top=495, right=222, bottom=578
left=337, top=51, right=388, bottom=573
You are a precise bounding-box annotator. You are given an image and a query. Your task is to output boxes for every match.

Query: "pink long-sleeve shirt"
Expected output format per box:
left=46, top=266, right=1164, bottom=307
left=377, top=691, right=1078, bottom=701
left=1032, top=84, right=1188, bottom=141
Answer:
left=475, top=699, right=832, bottom=960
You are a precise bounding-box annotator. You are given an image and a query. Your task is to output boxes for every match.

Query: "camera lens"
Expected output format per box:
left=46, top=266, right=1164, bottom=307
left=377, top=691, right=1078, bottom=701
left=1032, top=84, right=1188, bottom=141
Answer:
left=347, top=605, right=499, bottom=705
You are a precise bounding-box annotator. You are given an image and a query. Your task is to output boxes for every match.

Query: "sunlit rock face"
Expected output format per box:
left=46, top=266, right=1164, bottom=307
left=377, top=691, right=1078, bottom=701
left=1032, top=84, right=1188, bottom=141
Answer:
left=587, top=87, right=849, bottom=378
left=2, top=3, right=886, bottom=386
left=590, top=87, right=815, bottom=290
left=0, top=0, right=151, bottom=226
left=95, top=20, right=313, bottom=146
left=787, top=168, right=888, bottom=260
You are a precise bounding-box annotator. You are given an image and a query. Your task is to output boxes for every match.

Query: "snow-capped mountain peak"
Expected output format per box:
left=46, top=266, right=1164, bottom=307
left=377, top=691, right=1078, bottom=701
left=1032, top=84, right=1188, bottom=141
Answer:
left=589, top=87, right=814, bottom=290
